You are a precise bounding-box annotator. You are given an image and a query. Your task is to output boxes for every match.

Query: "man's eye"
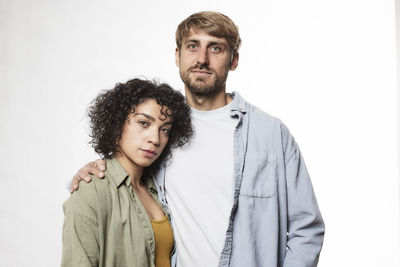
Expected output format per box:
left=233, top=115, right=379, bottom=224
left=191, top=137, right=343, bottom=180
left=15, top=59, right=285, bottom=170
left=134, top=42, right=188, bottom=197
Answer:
left=210, top=46, right=221, bottom=53
left=188, top=44, right=197, bottom=49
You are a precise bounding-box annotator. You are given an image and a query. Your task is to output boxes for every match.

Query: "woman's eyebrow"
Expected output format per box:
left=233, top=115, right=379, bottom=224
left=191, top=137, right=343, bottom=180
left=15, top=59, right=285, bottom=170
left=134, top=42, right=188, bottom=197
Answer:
left=162, top=121, right=173, bottom=126
left=134, top=113, right=155, bottom=121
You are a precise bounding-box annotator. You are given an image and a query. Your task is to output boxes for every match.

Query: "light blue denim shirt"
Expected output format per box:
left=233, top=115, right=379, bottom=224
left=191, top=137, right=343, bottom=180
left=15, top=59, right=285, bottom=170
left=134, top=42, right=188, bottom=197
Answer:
left=154, top=92, right=325, bottom=267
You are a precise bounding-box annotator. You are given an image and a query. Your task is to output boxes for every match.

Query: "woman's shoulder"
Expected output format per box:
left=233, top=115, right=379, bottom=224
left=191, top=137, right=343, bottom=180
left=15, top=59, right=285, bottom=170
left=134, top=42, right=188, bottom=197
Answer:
left=63, top=173, right=112, bottom=215
left=63, top=158, right=127, bottom=214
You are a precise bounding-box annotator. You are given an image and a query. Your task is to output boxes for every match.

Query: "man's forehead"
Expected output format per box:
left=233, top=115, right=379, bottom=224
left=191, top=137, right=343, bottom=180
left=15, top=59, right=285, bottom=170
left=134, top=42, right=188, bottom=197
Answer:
left=183, top=29, right=228, bottom=44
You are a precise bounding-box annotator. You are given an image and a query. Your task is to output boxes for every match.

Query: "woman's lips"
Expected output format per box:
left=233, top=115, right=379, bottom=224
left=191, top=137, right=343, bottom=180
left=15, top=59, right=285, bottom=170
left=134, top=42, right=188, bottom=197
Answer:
left=140, top=149, right=157, bottom=158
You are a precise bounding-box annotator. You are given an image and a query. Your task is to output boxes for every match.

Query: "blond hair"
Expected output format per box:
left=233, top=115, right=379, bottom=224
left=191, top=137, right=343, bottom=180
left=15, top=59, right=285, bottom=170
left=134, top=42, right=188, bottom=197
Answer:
left=176, top=11, right=241, bottom=57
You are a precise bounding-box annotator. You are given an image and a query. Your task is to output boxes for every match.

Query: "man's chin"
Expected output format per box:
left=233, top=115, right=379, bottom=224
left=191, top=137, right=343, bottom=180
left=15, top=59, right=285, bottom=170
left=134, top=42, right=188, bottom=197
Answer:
left=187, top=83, right=222, bottom=96
left=182, top=74, right=223, bottom=96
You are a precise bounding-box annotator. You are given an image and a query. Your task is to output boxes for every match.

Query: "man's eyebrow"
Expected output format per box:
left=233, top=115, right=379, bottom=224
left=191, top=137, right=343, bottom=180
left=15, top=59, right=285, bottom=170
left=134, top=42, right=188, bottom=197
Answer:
left=208, top=41, right=226, bottom=47
left=184, top=39, right=199, bottom=44
left=134, top=113, right=155, bottom=121
left=184, top=40, right=226, bottom=46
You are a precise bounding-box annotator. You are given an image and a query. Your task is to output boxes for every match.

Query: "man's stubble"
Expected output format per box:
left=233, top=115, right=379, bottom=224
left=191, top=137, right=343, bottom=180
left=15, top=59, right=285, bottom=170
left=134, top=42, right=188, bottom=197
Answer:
left=179, top=64, right=229, bottom=97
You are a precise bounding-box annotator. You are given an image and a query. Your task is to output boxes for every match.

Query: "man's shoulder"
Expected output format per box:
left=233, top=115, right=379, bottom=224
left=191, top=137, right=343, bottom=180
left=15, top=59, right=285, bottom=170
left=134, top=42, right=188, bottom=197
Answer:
left=232, top=92, right=282, bottom=126
left=242, top=99, right=284, bottom=132
left=250, top=104, right=280, bottom=122
left=237, top=95, right=295, bottom=149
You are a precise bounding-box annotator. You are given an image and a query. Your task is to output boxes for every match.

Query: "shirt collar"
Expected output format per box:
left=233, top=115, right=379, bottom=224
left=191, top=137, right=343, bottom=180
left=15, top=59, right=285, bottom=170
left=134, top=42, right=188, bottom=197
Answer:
left=228, top=91, right=248, bottom=114
left=105, top=157, right=130, bottom=187
left=105, top=157, right=157, bottom=192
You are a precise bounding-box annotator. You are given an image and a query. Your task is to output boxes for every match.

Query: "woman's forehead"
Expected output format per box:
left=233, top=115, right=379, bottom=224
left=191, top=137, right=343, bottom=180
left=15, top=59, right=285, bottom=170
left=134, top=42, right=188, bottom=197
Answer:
left=134, top=99, right=173, bottom=122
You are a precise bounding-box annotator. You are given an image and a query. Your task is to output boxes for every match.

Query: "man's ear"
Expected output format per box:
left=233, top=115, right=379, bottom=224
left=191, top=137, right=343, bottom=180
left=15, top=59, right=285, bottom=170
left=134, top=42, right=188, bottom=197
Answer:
left=230, top=53, right=239, bottom=71
left=175, top=48, right=180, bottom=67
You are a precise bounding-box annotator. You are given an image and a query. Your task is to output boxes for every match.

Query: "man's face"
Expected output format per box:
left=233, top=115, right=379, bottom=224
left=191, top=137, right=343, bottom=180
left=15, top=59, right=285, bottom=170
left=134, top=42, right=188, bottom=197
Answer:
left=175, top=30, right=238, bottom=96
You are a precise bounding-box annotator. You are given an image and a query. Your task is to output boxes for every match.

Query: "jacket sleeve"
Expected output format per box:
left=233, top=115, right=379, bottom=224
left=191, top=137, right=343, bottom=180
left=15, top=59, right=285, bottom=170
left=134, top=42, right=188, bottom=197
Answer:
left=61, top=183, right=100, bottom=267
left=281, top=124, right=325, bottom=267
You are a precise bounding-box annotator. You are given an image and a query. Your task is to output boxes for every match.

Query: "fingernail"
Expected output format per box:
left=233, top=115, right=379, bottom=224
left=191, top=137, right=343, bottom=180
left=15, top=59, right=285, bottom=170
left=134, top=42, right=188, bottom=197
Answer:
left=99, top=166, right=106, bottom=171
left=85, top=177, right=91, bottom=182
left=73, top=184, right=78, bottom=189
left=99, top=172, right=104, bottom=177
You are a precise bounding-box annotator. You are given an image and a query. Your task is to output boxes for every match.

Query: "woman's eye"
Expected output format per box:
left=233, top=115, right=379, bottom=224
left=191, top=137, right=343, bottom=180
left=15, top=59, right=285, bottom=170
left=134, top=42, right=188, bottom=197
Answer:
left=138, top=121, right=149, bottom=127
left=161, top=127, right=170, bottom=135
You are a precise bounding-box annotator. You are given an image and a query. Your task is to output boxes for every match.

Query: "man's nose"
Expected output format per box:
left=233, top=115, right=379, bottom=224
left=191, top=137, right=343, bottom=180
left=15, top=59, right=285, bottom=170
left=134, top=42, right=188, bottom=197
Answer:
left=197, top=48, right=209, bottom=66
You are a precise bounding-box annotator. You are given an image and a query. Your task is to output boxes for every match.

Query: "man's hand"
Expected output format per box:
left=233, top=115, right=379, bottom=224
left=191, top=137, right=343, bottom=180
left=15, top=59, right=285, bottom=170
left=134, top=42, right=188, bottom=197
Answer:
left=70, top=159, right=106, bottom=193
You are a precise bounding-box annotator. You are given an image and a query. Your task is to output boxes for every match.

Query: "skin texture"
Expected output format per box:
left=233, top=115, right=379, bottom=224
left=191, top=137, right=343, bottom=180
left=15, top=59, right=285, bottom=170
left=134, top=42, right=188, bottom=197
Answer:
left=115, top=99, right=172, bottom=185
left=71, top=30, right=239, bottom=191
left=70, top=99, right=172, bottom=193
left=115, top=99, right=171, bottom=220
left=176, top=30, right=238, bottom=111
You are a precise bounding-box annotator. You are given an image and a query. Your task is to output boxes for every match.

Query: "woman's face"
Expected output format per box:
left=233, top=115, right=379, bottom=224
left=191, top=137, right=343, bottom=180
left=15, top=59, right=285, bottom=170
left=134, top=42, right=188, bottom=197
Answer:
left=117, top=99, right=172, bottom=168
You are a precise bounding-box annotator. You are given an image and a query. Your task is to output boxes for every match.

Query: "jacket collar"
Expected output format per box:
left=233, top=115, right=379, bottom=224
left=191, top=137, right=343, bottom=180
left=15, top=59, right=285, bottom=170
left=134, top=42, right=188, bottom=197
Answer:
left=229, top=92, right=248, bottom=114
left=105, top=157, right=157, bottom=191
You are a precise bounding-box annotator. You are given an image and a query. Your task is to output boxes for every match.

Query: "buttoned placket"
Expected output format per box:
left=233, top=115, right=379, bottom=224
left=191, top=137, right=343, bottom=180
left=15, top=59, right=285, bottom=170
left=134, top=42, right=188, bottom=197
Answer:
left=127, top=182, right=156, bottom=265
left=218, top=102, right=249, bottom=267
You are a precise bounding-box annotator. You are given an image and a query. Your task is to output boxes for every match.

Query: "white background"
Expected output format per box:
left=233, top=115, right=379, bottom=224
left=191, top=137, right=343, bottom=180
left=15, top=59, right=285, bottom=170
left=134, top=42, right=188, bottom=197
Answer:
left=1, top=0, right=399, bottom=266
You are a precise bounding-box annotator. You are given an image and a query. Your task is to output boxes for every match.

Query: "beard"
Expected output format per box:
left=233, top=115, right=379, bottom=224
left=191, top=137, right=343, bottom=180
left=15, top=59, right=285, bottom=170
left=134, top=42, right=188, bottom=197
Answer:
left=180, top=64, right=229, bottom=97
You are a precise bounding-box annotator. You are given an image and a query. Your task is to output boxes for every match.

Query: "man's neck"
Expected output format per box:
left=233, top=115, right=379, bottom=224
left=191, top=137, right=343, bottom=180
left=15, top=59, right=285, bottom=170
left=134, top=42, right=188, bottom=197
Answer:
left=185, top=88, right=232, bottom=111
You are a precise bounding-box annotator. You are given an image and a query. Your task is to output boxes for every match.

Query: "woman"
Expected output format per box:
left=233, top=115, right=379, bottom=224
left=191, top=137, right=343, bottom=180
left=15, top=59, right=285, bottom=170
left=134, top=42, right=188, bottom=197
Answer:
left=61, top=78, right=192, bottom=267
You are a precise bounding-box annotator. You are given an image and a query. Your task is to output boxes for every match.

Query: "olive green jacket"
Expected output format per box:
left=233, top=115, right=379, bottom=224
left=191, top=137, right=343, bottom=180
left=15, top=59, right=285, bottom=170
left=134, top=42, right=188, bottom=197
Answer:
left=62, top=157, right=167, bottom=267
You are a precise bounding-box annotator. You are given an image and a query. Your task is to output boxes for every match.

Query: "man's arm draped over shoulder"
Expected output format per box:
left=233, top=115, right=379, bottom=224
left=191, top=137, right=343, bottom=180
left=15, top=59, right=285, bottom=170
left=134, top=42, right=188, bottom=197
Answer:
left=281, top=124, right=325, bottom=267
left=69, top=160, right=106, bottom=193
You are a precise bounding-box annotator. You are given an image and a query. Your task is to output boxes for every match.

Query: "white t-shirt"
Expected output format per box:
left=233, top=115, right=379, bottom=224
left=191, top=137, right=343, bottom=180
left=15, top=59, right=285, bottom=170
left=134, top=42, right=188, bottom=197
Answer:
left=165, top=102, right=236, bottom=267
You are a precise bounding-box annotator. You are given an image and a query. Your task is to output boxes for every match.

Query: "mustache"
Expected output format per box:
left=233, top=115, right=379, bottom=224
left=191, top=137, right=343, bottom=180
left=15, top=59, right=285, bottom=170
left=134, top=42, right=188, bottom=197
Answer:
left=189, top=63, right=214, bottom=73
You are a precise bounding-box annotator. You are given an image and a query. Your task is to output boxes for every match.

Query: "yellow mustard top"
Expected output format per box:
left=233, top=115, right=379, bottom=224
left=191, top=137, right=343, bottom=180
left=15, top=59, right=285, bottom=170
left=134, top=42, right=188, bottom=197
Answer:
left=150, top=215, right=174, bottom=267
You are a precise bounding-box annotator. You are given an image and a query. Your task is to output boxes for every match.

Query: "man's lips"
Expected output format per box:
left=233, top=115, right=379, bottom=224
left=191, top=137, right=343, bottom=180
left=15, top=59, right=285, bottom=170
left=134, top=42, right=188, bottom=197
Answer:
left=140, top=149, right=157, bottom=158
left=190, top=68, right=213, bottom=75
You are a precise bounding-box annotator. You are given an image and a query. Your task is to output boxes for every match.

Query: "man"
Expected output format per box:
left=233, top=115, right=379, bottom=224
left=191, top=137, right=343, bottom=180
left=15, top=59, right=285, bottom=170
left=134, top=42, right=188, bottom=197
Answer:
left=72, top=11, right=324, bottom=267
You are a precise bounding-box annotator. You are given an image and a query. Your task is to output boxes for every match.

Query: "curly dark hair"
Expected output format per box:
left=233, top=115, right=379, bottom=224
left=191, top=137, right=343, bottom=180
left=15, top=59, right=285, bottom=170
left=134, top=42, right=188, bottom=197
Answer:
left=88, top=78, right=193, bottom=173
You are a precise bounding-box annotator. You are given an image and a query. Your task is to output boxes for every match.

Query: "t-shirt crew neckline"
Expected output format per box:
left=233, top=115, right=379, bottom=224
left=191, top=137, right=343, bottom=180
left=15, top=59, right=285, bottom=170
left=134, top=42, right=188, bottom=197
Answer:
left=189, top=94, right=237, bottom=117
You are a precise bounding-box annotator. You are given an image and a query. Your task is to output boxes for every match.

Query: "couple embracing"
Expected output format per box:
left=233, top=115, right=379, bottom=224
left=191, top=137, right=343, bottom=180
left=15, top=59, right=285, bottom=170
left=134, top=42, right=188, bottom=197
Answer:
left=62, top=11, right=324, bottom=267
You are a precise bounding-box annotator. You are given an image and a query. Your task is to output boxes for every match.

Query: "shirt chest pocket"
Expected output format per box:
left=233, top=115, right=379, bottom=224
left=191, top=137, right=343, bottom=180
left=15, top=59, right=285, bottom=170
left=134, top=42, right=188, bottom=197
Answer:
left=239, top=152, right=277, bottom=198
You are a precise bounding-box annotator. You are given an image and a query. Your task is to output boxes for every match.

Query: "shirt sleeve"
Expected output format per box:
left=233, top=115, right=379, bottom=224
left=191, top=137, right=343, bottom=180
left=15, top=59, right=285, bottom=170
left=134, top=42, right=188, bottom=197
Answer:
left=61, top=183, right=100, bottom=267
left=281, top=124, right=325, bottom=267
